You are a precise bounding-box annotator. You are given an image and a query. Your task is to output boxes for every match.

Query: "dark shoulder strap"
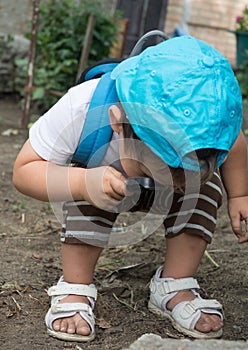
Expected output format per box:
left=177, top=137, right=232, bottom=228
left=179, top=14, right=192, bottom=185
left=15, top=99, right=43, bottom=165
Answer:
left=76, top=58, right=123, bottom=84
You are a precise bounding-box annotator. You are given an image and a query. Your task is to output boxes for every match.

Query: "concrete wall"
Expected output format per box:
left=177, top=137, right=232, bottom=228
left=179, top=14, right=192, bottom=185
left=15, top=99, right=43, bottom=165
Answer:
left=0, top=0, right=33, bottom=34
left=0, top=1, right=32, bottom=92
left=165, top=0, right=247, bottom=66
left=0, top=0, right=116, bottom=34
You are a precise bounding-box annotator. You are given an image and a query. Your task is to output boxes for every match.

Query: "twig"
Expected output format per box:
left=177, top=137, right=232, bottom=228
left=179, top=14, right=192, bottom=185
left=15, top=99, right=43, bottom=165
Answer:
left=11, top=296, right=22, bottom=312
left=141, top=224, right=148, bottom=235
left=76, top=13, right=96, bottom=81
left=204, top=250, right=220, bottom=268
left=28, top=294, right=43, bottom=305
left=75, top=346, right=84, bottom=350
left=21, top=213, right=26, bottom=224
left=21, top=0, right=40, bottom=128
left=49, top=89, right=65, bottom=97
left=113, top=293, right=136, bottom=311
left=97, top=260, right=122, bottom=269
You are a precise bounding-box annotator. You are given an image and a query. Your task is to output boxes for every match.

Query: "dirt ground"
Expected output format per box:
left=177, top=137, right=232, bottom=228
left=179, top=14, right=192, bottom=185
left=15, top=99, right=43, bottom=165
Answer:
left=0, top=95, right=248, bottom=350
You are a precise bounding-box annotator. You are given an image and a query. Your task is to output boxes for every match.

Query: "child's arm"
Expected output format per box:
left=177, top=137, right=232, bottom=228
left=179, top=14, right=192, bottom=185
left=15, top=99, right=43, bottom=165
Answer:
left=220, top=131, right=248, bottom=243
left=13, top=139, right=126, bottom=210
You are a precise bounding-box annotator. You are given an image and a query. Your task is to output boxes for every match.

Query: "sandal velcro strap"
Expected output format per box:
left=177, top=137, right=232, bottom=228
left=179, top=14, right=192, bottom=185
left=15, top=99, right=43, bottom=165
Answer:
left=177, top=298, right=222, bottom=321
left=51, top=302, right=94, bottom=316
left=173, top=298, right=223, bottom=330
left=187, top=298, right=222, bottom=312
left=47, top=283, right=97, bottom=300
left=157, top=277, right=200, bottom=295
left=45, top=278, right=97, bottom=342
left=149, top=266, right=224, bottom=339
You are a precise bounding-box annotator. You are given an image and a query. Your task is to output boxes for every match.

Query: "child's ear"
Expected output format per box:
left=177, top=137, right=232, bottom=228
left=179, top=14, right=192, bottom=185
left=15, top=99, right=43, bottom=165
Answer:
left=108, top=105, right=123, bottom=134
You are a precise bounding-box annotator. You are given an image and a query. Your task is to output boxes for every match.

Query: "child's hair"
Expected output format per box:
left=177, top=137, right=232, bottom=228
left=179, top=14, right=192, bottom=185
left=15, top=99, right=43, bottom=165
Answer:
left=121, top=111, right=139, bottom=140
left=121, top=110, right=218, bottom=192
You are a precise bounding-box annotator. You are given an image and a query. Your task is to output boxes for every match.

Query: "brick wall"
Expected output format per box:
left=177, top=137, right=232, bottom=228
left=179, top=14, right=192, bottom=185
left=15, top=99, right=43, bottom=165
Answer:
left=165, top=0, right=248, bottom=66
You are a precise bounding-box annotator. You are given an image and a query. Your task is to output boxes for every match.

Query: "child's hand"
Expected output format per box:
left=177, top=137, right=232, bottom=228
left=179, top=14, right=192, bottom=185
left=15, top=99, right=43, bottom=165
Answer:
left=228, top=196, right=248, bottom=243
left=83, top=166, right=127, bottom=211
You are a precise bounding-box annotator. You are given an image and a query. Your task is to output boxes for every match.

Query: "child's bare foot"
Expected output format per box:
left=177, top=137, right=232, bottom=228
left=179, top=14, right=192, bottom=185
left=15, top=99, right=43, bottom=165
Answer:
left=166, top=290, right=223, bottom=333
left=52, top=295, right=91, bottom=335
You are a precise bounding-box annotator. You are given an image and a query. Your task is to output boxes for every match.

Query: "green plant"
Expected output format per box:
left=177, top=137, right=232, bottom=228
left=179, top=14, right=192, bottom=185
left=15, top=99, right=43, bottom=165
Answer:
left=236, top=6, right=248, bottom=32
left=235, top=51, right=248, bottom=100
left=0, top=34, right=13, bottom=54
left=15, top=0, right=120, bottom=111
left=10, top=202, right=26, bottom=212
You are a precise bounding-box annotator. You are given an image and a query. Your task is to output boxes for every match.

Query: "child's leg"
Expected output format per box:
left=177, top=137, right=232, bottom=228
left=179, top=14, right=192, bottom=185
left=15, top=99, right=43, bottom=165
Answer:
left=162, top=233, right=223, bottom=333
left=51, top=201, right=118, bottom=336
left=52, top=242, right=102, bottom=336
left=62, top=242, right=102, bottom=284
left=163, top=232, right=207, bottom=278
left=160, top=172, right=223, bottom=334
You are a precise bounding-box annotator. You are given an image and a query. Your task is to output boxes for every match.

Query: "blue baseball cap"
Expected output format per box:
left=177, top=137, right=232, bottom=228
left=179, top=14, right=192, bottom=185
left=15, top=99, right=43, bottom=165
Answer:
left=111, top=36, right=242, bottom=170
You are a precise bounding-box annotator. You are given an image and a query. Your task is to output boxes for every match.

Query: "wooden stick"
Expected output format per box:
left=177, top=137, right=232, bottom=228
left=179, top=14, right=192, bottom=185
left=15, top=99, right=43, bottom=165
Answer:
left=76, top=13, right=96, bottom=82
left=20, top=0, right=40, bottom=129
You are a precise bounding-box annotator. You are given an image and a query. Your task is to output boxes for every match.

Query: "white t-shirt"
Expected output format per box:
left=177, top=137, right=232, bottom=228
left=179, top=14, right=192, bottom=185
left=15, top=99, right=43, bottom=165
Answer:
left=29, top=79, right=120, bottom=168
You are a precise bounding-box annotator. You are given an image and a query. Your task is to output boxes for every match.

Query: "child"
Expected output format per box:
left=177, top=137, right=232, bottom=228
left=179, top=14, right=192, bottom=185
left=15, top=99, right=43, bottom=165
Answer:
left=13, top=36, right=248, bottom=342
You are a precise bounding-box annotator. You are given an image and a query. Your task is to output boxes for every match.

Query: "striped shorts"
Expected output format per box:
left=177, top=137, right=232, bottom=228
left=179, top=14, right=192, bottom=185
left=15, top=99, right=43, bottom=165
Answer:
left=61, top=172, right=222, bottom=246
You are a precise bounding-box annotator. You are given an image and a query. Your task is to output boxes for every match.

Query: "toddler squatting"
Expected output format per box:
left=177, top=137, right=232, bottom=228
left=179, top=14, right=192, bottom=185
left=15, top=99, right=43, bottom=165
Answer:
left=13, top=36, right=248, bottom=342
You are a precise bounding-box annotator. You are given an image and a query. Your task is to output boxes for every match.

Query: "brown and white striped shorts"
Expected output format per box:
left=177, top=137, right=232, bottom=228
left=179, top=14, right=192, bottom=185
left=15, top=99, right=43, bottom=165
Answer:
left=61, top=172, right=222, bottom=246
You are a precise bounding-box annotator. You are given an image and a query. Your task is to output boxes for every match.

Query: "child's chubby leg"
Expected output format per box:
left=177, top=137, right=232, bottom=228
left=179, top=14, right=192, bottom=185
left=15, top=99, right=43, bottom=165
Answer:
left=162, top=233, right=223, bottom=333
left=47, top=200, right=118, bottom=339
left=51, top=242, right=102, bottom=336
left=149, top=171, right=224, bottom=337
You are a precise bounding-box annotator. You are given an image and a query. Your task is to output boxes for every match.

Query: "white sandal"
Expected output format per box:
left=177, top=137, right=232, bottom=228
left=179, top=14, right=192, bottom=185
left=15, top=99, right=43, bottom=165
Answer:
left=45, top=277, right=97, bottom=342
left=148, top=266, right=223, bottom=339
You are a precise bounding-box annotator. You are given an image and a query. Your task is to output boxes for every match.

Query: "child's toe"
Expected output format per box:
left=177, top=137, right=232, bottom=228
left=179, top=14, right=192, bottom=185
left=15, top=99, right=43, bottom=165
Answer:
left=60, top=319, right=69, bottom=333
left=195, top=313, right=223, bottom=333
left=195, top=315, right=212, bottom=333
left=52, top=319, right=62, bottom=331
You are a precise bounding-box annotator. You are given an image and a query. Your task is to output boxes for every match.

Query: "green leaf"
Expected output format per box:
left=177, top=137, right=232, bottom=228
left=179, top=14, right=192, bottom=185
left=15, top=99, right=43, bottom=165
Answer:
left=15, top=58, right=28, bottom=67
left=13, top=0, right=121, bottom=112
left=32, top=87, right=45, bottom=100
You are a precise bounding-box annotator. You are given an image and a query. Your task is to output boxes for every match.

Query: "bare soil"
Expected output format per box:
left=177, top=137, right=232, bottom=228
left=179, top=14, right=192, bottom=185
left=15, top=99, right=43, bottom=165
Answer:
left=0, top=95, right=248, bottom=350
